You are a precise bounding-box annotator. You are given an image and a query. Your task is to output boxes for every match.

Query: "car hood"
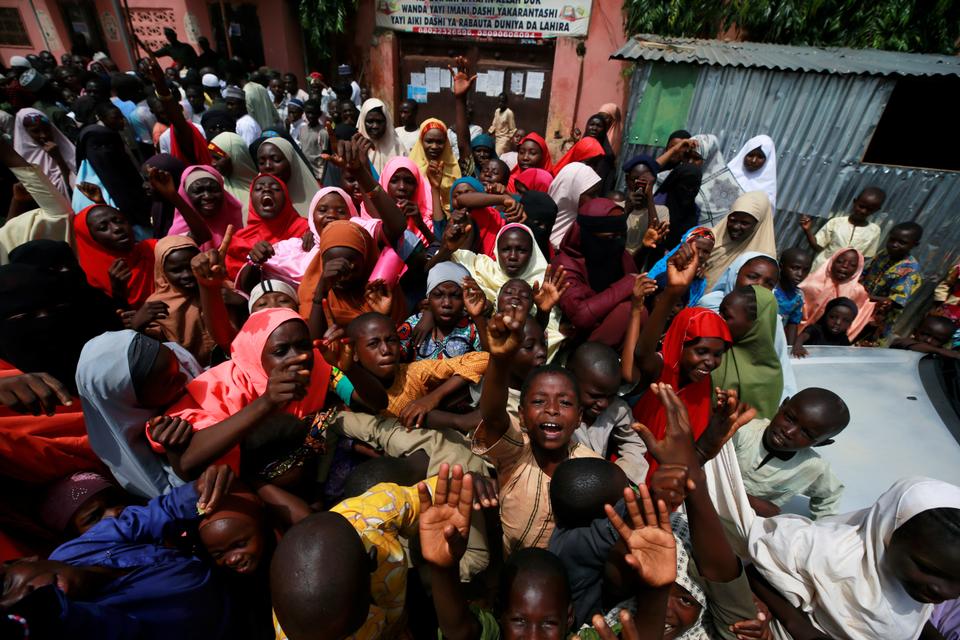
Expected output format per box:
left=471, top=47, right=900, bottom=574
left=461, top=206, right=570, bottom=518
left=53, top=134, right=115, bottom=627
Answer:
left=791, top=346, right=960, bottom=514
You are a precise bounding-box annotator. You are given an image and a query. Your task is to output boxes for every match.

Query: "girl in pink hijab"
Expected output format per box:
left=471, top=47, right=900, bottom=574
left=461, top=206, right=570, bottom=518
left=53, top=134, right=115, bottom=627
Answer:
left=363, top=156, right=437, bottom=243
left=168, top=165, right=244, bottom=251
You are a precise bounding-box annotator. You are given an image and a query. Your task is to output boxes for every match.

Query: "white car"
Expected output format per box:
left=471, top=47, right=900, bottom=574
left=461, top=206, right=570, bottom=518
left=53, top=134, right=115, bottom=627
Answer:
left=788, top=346, right=960, bottom=514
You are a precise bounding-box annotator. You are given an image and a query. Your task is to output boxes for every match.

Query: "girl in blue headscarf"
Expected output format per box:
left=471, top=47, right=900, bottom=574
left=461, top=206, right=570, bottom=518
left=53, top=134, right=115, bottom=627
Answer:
left=646, top=226, right=716, bottom=306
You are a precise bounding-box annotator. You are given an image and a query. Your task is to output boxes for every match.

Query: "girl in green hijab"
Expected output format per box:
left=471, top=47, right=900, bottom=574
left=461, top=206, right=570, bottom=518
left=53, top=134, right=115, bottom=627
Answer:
left=713, top=284, right=784, bottom=419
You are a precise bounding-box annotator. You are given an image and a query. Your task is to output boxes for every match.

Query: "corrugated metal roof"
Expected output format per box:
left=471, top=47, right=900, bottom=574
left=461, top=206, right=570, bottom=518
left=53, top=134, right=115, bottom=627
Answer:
left=612, top=34, right=960, bottom=78
left=617, top=63, right=960, bottom=334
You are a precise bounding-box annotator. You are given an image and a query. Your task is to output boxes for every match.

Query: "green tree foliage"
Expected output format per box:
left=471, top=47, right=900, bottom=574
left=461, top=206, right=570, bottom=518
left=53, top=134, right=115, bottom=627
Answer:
left=299, top=0, right=358, bottom=59
left=626, top=0, right=960, bottom=55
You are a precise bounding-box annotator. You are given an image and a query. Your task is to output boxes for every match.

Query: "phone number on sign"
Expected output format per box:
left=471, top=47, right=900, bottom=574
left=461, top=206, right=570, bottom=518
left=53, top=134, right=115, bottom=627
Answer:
left=411, top=26, right=544, bottom=38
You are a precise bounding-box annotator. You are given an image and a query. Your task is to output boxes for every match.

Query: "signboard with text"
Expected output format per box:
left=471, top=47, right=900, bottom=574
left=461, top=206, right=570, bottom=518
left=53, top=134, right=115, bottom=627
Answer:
left=375, top=0, right=592, bottom=39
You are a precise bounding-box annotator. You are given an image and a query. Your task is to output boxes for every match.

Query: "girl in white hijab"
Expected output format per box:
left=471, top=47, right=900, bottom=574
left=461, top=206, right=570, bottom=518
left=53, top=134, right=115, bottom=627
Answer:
left=244, top=81, right=281, bottom=130
left=728, top=134, right=778, bottom=210
left=357, top=98, right=407, bottom=175
left=690, top=133, right=742, bottom=225
left=75, top=330, right=202, bottom=498
left=547, top=162, right=601, bottom=249
left=748, top=477, right=960, bottom=639
left=13, top=108, right=76, bottom=198
left=255, top=136, right=319, bottom=218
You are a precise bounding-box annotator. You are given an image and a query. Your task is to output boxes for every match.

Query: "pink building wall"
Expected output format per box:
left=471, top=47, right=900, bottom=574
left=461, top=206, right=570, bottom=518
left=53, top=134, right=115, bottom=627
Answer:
left=3, top=0, right=304, bottom=78
left=545, top=0, right=629, bottom=157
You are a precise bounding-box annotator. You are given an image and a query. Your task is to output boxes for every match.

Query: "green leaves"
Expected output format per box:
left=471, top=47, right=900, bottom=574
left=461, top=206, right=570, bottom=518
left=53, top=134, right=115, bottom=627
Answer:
left=299, top=0, right=357, bottom=60
left=625, top=0, right=960, bottom=55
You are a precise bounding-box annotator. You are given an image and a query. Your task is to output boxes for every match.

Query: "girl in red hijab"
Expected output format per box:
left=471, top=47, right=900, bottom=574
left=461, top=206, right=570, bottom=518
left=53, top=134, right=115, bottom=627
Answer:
left=74, top=204, right=157, bottom=308
left=621, top=245, right=732, bottom=479
left=225, top=174, right=309, bottom=278
left=551, top=136, right=604, bottom=176
left=507, top=133, right=553, bottom=192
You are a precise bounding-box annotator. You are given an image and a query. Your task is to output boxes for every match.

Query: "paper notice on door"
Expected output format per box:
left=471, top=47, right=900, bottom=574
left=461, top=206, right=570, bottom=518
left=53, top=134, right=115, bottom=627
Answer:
left=486, top=69, right=504, bottom=97
left=510, top=72, right=524, bottom=95
left=410, top=72, right=426, bottom=89
left=425, top=67, right=441, bottom=93
left=439, top=68, right=452, bottom=89
left=475, top=72, right=489, bottom=95
left=524, top=71, right=544, bottom=99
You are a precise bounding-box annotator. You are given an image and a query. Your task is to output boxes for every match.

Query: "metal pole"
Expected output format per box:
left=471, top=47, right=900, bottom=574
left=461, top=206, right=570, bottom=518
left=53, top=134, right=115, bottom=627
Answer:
left=109, top=0, right=137, bottom=68
left=219, top=0, right=233, bottom=59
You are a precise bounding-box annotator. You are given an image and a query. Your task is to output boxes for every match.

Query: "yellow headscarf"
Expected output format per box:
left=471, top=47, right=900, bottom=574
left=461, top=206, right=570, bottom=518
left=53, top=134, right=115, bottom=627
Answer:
left=408, top=118, right=461, bottom=211
left=704, top=191, right=777, bottom=290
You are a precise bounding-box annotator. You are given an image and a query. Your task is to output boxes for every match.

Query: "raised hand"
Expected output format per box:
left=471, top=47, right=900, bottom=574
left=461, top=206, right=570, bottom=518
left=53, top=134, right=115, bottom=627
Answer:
left=77, top=182, right=105, bottom=204
left=0, top=372, right=73, bottom=416
left=798, top=215, right=812, bottom=232
left=315, top=300, right=354, bottom=370
left=643, top=218, right=670, bottom=249
left=631, top=273, right=657, bottom=310
left=501, top=197, right=526, bottom=224
left=190, top=225, right=233, bottom=288
left=418, top=463, right=473, bottom=568
left=130, top=300, right=169, bottom=330
left=148, top=416, right=194, bottom=451
left=319, top=256, right=353, bottom=292
left=301, top=230, right=315, bottom=252
left=696, top=388, right=756, bottom=463
left=109, top=258, right=132, bottom=300
left=450, top=56, right=477, bottom=98
left=146, top=164, right=177, bottom=200
left=462, top=277, right=489, bottom=318
left=532, top=264, right=569, bottom=314
left=466, top=472, right=499, bottom=511
left=666, top=242, right=699, bottom=293
left=633, top=382, right=699, bottom=469
left=486, top=182, right=506, bottom=195
left=265, top=353, right=312, bottom=408
left=441, top=222, right=472, bottom=253
left=42, top=140, right=62, bottom=160
left=590, top=610, right=644, bottom=640
left=364, top=279, right=393, bottom=315
left=649, top=463, right=695, bottom=513
left=605, top=483, right=677, bottom=588
left=194, top=464, right=234, bottom=515
left=485, top=305, right=524, bottom=360
left=247, top=240, right=275, bottom=265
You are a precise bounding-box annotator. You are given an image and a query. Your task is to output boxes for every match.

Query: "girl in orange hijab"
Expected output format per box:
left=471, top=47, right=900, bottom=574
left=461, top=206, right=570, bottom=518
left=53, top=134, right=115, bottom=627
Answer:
left=140, top=236, right=220, bottom=366
left=224, top=174, right=309, bottom=278
left=298, top=220, right=407, bottom=334
left=74, top=204, right=156, bottom=308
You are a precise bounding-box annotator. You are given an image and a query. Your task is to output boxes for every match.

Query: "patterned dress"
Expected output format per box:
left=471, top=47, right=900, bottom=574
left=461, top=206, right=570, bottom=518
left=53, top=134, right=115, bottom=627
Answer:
left=860, top=251, right=922, bottom=344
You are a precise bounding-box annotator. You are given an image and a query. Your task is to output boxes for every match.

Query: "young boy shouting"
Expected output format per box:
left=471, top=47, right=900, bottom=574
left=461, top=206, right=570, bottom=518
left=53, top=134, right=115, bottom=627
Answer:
left=474, top=306, right=601, bottom=554
left=773, top=247, right=812, bottom=346
left=733, top=387, right=849, bottom=519
left=800, top=187, right=885, bottom=271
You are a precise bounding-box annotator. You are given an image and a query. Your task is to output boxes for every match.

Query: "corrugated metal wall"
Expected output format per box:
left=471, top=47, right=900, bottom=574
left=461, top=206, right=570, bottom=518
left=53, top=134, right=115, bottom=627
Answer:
left=620, top=62, right=960, bottom=332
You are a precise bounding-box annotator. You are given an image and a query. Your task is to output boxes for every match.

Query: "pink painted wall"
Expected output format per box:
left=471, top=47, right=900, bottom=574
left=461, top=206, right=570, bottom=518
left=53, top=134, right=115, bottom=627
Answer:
left=545, top=0, right=629, bottom=157
left=368, top=30, right=399, bottom=117
left=4, top=0, right=304, bottom=76
left=0, top=0, right=71, bottom=66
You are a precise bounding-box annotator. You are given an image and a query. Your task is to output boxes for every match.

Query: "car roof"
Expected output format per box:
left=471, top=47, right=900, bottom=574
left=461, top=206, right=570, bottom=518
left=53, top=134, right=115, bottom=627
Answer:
left=791, top=346, right=960, bottom=514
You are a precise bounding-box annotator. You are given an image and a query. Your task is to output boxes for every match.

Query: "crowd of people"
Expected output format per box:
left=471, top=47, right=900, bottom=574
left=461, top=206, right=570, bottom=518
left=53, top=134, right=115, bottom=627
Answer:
left=1, top=39, right=960, bottom=640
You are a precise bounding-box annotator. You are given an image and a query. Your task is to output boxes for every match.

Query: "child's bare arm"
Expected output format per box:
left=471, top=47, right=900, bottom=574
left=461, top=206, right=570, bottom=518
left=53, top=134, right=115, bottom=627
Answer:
left=190, top=229, right=238, bottom=351
left=419, top=464, right=481, bottom=640
left=746, top=566, right=831, bottom=640
left=255, top=483, right=313, bottom=527
left=424, top=408, right=481, bottom=433
left=399, top=375, right=470, bottom=429
left=785, top=322, right=798, bottom=347
left=792, top=328, right=811, bottom=358
left=622, top=274, right=657, bottom=383
left=478, top=307, right=525, bottom=443
left=635, top=244, right=700, bottom=384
